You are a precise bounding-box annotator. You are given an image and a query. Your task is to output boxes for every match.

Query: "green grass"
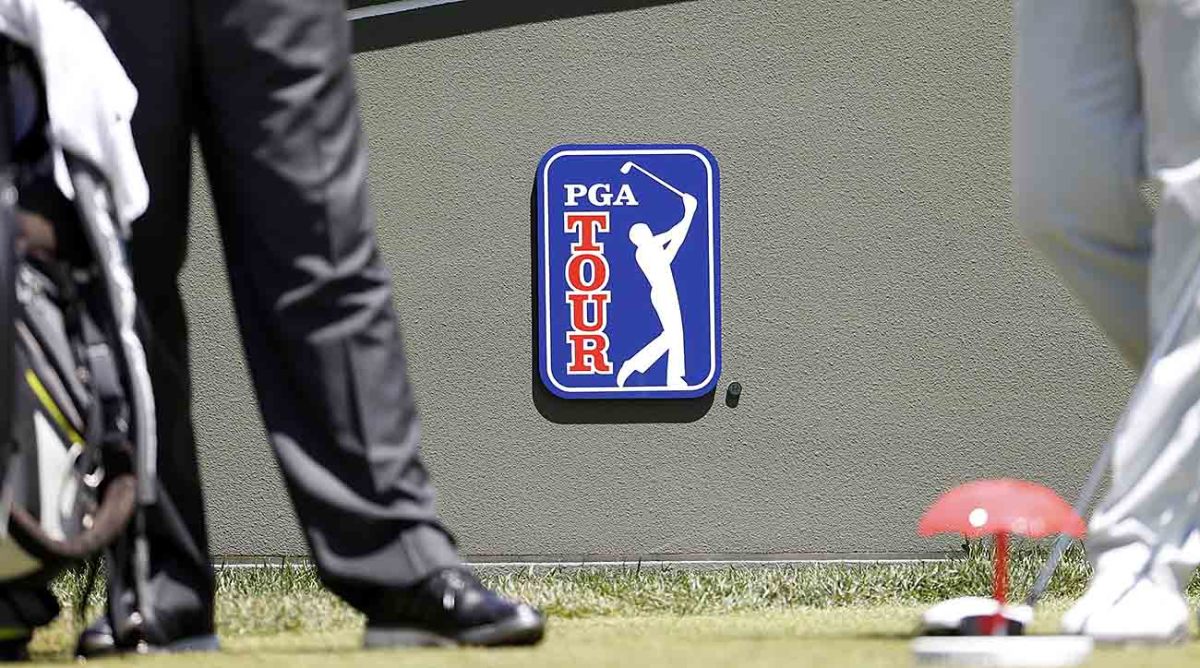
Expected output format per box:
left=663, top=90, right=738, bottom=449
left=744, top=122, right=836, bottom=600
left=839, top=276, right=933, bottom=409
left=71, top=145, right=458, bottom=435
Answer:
left=17, top=543, right=1200, bottom=666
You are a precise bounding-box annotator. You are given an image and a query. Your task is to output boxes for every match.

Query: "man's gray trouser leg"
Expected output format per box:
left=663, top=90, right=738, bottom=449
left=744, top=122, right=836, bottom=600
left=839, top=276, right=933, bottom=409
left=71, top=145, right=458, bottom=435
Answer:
left=1015, top=0, right=1200, bottom=588
left=85, top=0, right=462, bottom=627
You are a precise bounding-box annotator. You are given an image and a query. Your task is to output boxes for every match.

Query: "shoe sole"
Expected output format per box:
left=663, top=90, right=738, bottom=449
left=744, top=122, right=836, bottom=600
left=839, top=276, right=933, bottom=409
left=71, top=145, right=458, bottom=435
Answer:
left=77, top=633, right=221, bottom=659
left=364, top=612, right=545, bottom=649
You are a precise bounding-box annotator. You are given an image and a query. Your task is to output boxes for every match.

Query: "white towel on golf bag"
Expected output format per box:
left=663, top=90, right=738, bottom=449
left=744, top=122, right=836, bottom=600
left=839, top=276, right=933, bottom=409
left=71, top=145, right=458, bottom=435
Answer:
left=0, top=0, right=147, bottom=228
left=1015, top=0, right=1200, bottom=595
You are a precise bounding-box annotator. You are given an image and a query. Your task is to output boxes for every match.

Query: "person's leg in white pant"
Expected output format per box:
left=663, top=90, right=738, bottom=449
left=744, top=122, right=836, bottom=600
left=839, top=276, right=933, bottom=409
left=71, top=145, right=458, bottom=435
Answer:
left=1013, top=0, right=1151, bottom=368
left=1017, top=0, right=1200, bottom=642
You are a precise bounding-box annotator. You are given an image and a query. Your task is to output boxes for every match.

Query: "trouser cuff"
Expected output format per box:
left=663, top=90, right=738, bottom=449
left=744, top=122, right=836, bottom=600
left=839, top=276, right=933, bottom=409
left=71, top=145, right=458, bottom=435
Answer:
left=400, top=523, right=461, bottom=581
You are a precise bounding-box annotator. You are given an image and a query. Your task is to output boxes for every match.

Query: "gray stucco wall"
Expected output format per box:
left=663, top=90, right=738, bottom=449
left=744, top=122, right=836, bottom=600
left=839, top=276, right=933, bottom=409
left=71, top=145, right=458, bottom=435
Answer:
left=184, top=0, right=1134, bottom=561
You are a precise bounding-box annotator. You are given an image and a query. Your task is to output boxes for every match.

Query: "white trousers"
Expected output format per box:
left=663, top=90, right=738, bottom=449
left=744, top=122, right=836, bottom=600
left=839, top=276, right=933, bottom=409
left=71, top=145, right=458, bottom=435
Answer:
left=1016, top=0, right=1200, bottom=590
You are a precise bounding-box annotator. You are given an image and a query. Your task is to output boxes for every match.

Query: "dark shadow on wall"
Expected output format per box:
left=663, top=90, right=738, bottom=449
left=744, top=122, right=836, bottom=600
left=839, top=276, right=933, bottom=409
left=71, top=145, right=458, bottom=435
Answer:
left=532, top=369, right=716, bottom=424
left=528, top=185, right=715, bottom=424
left=351, top=0, right=701, bottom=53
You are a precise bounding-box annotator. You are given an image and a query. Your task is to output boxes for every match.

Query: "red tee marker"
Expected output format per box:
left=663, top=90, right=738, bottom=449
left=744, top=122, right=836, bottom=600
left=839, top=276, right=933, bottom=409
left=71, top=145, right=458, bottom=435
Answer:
left=919, top=479, right=1085, bottom=634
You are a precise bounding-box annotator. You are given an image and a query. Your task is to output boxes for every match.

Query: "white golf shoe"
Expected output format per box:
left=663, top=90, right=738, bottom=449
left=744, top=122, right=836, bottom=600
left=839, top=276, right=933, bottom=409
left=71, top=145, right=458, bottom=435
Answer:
left=1060, top=573, right=1189, bottom=643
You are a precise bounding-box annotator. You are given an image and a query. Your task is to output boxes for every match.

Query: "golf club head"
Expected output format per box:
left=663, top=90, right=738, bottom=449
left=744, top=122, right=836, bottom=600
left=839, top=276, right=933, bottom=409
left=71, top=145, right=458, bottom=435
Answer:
left=619, top=162, right=635, bottom=175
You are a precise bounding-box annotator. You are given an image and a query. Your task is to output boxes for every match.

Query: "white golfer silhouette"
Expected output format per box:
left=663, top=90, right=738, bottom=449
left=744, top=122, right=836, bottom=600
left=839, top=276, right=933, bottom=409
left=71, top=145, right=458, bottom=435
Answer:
left=616, top=162, right=698, bottom=389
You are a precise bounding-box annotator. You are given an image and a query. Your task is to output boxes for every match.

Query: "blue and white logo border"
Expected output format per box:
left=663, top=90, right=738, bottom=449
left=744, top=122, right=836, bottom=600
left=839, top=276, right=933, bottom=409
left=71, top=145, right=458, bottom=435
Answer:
left=536, top=143, right=722, bottom=400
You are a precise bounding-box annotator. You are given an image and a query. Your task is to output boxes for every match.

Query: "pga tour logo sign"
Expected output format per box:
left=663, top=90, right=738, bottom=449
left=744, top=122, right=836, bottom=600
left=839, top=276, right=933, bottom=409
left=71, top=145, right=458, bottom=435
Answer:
left=537, top=145, right=721, bottom=399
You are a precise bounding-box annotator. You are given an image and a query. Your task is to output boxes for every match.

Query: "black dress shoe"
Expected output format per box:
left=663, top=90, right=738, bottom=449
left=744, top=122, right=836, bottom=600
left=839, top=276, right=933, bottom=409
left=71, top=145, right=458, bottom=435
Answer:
left=364, top=568, right=545, bottom=648
left=74, top=616, right=220, bottom=658
left=74, top=617, right=115, bottom=658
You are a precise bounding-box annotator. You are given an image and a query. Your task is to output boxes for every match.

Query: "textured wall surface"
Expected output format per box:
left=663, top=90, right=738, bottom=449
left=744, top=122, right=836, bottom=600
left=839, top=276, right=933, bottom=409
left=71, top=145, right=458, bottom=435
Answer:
left=184, top=0, right=1134, bottom=561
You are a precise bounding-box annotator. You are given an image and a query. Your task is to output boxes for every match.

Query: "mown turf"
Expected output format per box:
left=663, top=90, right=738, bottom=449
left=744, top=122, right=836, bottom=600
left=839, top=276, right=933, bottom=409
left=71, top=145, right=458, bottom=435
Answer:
left=52, top=541, right=1098, bottom=628
left=22, top=606, right=1200, bottom=668
left=16, top=543, right=1200, bottom=666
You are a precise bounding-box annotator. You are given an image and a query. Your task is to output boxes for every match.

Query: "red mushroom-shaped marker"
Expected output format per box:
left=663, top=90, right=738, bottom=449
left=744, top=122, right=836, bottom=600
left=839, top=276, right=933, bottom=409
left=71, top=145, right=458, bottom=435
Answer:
left=919, top=479, right=1085, bottom=633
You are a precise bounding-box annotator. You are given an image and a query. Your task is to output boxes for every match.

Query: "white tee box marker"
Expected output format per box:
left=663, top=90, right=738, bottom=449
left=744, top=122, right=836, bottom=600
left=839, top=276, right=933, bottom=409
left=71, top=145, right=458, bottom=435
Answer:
left=912, top=636, right=1093, bottom=667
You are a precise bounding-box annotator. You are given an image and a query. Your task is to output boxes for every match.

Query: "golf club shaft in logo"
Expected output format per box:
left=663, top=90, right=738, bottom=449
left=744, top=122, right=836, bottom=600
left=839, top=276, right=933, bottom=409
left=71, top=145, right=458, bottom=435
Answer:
left=537, top=145, right=721, bottom=400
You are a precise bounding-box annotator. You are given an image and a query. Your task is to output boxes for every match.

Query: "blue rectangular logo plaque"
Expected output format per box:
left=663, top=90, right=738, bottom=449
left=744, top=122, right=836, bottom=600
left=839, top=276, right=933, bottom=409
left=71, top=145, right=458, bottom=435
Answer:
left=537, top=145, right=721, bottom=399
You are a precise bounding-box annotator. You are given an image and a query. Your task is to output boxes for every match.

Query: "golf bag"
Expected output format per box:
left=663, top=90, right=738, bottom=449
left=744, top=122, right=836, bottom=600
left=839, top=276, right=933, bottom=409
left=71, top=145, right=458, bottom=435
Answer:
left=0, top=38, right=156, bottom=624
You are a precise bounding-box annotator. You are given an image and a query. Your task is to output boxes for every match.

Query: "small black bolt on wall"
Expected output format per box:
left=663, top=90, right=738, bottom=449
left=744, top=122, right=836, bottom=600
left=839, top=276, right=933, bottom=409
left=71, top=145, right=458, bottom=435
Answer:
left=725, top=382, right=741, bottom=408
